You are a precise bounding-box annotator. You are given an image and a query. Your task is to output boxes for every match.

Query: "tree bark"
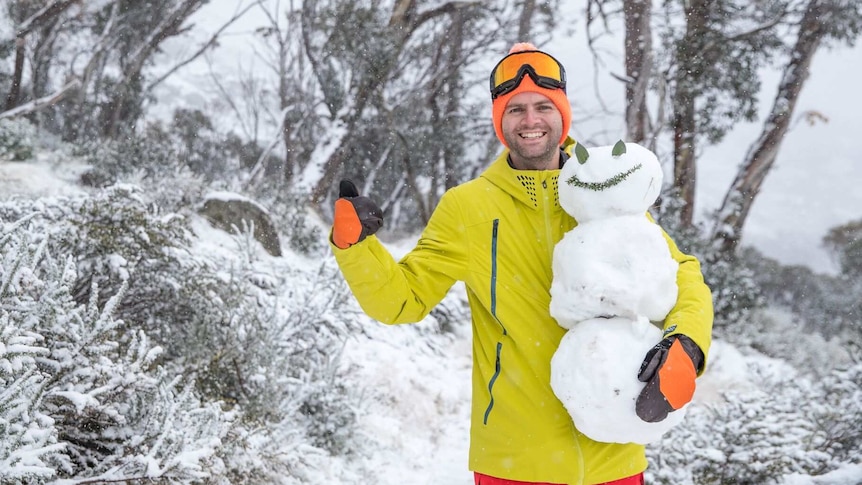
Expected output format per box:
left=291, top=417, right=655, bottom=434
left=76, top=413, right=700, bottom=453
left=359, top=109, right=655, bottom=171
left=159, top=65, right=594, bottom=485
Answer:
left=5, top=38, right=26, bottom=111
left=516, top=0, right=537, bottom=42
left=623, top=0, right=651, bottom=144
left=441, top=10, right=465, bottom=194
left=671, top=0, right=709, bottom=227
left=711, top=0, right=828, bottom=256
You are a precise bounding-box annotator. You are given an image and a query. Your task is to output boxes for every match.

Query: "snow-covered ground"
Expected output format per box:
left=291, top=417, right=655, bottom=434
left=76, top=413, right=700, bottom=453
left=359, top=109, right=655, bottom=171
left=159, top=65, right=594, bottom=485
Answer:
left=3, top=156, right=860, bottom=484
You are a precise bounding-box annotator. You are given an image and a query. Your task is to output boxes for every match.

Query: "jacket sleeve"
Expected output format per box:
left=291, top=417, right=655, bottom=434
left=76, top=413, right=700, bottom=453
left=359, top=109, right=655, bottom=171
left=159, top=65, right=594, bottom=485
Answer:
left=330, top=190, right=469, bottom=325
left=660, top=228, right=714, bottom=374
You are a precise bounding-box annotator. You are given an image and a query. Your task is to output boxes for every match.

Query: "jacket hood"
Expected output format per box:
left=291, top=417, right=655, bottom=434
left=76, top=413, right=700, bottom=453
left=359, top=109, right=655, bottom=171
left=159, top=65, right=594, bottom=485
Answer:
left=480, top=136, right=576, bottom=210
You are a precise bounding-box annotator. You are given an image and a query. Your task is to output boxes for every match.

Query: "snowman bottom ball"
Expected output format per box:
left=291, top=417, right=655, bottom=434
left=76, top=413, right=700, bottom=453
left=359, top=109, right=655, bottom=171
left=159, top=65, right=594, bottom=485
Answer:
left=550, top=316, right=688, bottom=444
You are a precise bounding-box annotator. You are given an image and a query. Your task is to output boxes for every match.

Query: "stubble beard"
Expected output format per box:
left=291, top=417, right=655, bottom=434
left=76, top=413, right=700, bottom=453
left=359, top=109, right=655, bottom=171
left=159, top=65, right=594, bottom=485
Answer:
left=508, top=137, right=559, bottom=170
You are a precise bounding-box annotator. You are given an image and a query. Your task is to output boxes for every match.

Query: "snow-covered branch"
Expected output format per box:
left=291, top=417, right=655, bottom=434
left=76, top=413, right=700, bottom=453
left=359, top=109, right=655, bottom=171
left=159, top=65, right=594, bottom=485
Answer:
left=145, top=0, right=263, bottom=93
left=0, top=80, right=80, bottom=120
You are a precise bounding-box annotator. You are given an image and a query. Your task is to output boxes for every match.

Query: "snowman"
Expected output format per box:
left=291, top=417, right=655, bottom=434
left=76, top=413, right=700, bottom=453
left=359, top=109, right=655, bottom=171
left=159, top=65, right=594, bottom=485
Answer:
left=549, top=141, right=685, bottom=444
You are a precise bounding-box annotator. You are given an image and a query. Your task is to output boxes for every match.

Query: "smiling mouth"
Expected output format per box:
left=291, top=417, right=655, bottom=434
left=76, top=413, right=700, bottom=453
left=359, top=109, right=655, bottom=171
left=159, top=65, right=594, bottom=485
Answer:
left=520, top=131, right=546, bottom=139
left=566, top=163, right=644, bottom=191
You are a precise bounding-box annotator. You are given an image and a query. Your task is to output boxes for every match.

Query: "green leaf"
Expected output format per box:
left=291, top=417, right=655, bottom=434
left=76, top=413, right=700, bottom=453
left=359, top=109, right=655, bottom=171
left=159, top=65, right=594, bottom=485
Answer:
left=612, top=140, right=627, bottom=157
left=575, top=143, right=589, bottom=164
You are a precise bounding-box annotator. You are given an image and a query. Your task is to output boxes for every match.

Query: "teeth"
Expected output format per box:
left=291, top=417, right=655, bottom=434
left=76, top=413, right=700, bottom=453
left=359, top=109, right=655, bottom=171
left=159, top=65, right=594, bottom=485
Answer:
left=521, top=132, right=544, bottom=139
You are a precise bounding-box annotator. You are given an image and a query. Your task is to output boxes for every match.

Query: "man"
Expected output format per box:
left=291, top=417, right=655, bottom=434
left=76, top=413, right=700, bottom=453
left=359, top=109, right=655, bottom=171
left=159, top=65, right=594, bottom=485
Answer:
left=329, top=43, right=713, bottom=485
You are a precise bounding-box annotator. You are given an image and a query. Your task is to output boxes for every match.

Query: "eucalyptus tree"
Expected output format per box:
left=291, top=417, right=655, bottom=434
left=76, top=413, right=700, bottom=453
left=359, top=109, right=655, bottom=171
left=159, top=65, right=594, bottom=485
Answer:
left=245, top=0, right=560, bottom=231
left=659, top=0, right=789, bottom=228
left=291, top=0, right=491, bottom=211
left=711, top=0, right=862, bottom=256
left=0, top=0, right=254, bottom=142
left=593, top=0, right=861, bottom=259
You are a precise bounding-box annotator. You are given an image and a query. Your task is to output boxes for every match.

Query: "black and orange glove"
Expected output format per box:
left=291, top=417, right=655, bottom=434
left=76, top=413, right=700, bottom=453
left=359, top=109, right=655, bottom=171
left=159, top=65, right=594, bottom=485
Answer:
left=635, top=334, right=704, bottom=423
left=331, top=180, right=383, bottom=249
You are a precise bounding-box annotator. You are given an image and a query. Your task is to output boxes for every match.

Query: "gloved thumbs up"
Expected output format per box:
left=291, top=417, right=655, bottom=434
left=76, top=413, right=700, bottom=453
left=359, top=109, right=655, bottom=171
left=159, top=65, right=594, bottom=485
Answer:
left=332, top=180, right=383, bottom=249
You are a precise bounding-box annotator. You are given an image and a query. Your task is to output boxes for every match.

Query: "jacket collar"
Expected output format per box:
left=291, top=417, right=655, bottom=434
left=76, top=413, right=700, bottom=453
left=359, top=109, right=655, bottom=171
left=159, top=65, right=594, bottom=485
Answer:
left=480, top=137, right=576, bottom=210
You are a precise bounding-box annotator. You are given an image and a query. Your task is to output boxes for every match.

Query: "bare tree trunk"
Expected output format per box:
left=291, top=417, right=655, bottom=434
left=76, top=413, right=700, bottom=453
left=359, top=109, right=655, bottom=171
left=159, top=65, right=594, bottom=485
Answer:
left=623, top=0, right=651, bottom=144
left=516, top=0, right=537, bottom=42
left=4, top=0, right=81, bottom=111
left=671, top=0, right=709, bottom=227
left=442, top=10, right=465, bottom=194
left=390, top=0, right=417, bottom=27
left=30, top=18, right=63, bottom=101
left=396, top=132, right=430, bottom=223
left=5, top=38, right=26, bottom=111
left=711, top=0, right=828, bottom=256
left=64, top=2, right=119, bottom=141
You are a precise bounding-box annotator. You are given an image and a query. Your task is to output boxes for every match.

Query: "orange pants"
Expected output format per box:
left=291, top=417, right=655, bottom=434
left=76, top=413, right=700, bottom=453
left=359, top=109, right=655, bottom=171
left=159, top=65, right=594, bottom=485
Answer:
left=474, top=472, right=644, bottom=485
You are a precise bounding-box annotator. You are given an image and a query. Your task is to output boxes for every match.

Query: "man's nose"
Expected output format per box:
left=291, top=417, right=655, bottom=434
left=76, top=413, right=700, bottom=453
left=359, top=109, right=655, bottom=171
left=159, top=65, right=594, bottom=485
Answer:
left=523, top=107, right=540, bottom=124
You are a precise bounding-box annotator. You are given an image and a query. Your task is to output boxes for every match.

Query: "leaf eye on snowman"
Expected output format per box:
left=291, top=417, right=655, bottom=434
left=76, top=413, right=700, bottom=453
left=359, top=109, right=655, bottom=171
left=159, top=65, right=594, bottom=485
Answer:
left=573, top=139, right=627, bottom=165
left=566, top=140, right=641, bottom=191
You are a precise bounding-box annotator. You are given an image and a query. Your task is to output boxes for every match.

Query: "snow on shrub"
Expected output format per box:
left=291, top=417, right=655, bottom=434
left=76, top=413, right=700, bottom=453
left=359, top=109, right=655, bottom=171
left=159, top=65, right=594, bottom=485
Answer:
left=0, top=118, right=37, bottom=161
left=0, top=218, right=229, bottom=484
left=1, top=185, right=363, bottom=482
left=647, top=357, right=862, bottom=484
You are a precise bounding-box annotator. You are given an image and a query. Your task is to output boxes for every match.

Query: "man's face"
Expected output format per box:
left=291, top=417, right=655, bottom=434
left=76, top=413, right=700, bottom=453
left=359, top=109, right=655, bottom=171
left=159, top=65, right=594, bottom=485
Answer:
left=501, top=91, right=563, bottom=170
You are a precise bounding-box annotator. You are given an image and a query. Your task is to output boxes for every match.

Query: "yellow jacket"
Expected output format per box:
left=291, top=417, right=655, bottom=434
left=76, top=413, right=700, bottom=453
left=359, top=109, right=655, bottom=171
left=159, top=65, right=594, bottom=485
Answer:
left=331, top=140, right=713, bottom=484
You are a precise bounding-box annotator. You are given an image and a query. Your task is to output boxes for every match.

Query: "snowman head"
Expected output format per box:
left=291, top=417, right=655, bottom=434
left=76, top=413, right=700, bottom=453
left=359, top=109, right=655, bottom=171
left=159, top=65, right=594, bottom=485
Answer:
left=559, top=141, right=663, bottom=222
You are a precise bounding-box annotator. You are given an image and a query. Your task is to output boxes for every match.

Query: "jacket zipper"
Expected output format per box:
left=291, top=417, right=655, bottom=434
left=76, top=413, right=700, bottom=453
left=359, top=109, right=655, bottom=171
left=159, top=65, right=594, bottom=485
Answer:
left=484, top=219, right=505, bottom=425
left=541, top=179, right=555, bottom=258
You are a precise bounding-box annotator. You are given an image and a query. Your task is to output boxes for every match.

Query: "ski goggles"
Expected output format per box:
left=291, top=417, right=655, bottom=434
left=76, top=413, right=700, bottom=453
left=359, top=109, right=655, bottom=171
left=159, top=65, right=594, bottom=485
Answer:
left=489, top=50, right=567, bottom=100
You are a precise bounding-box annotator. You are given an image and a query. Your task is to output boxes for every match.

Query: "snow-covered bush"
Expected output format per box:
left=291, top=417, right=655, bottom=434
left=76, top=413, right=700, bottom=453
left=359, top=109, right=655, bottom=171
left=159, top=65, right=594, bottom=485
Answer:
left=255, top=188, right=325, bottom=256
left=1, top=185, right=363, bottom=482
left=655, top=199, right=764, bottom=330
left=741, top=247, right=861, bottom=346
left=0, top=118, right=37, bottom=161
left=733, top=309, right=853, bottom=376
left=701, top=252, right=763, bottom=329
left=77, top=111, right=249, bottom=193
left=0, top=219, right=230, bottom=484
left=0, top=230, right=64, bottom=482
left=76, top=130, right=209, bottom=213
left=192, top=252, right=362, bottom=481
left=647, top=358, right=862, bottom=484
left=823, top=218, right=862, bottom=278
left=16, top=185, right=196, bottom=344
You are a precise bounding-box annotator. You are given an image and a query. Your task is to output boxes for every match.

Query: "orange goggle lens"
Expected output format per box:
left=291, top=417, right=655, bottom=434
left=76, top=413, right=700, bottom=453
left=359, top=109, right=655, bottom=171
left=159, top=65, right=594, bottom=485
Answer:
left=489, top=50, right=566, bottom=99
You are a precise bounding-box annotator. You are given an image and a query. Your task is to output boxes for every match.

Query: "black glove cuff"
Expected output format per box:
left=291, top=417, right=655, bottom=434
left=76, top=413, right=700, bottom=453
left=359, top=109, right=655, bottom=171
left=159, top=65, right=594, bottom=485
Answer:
left=675, top=334, right=705, bottom=373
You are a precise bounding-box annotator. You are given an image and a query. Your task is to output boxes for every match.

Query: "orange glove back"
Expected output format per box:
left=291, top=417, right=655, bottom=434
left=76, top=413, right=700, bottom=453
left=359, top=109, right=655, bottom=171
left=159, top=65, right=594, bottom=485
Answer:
left=635, top=334, right=703, bottom=423
left=332, top=180, right=383, bottom=249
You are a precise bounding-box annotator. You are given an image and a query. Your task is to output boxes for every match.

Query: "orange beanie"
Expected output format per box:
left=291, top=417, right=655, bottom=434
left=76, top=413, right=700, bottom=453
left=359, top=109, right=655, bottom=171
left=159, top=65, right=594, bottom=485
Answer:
left=492, top=43, right=571, bottom=148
